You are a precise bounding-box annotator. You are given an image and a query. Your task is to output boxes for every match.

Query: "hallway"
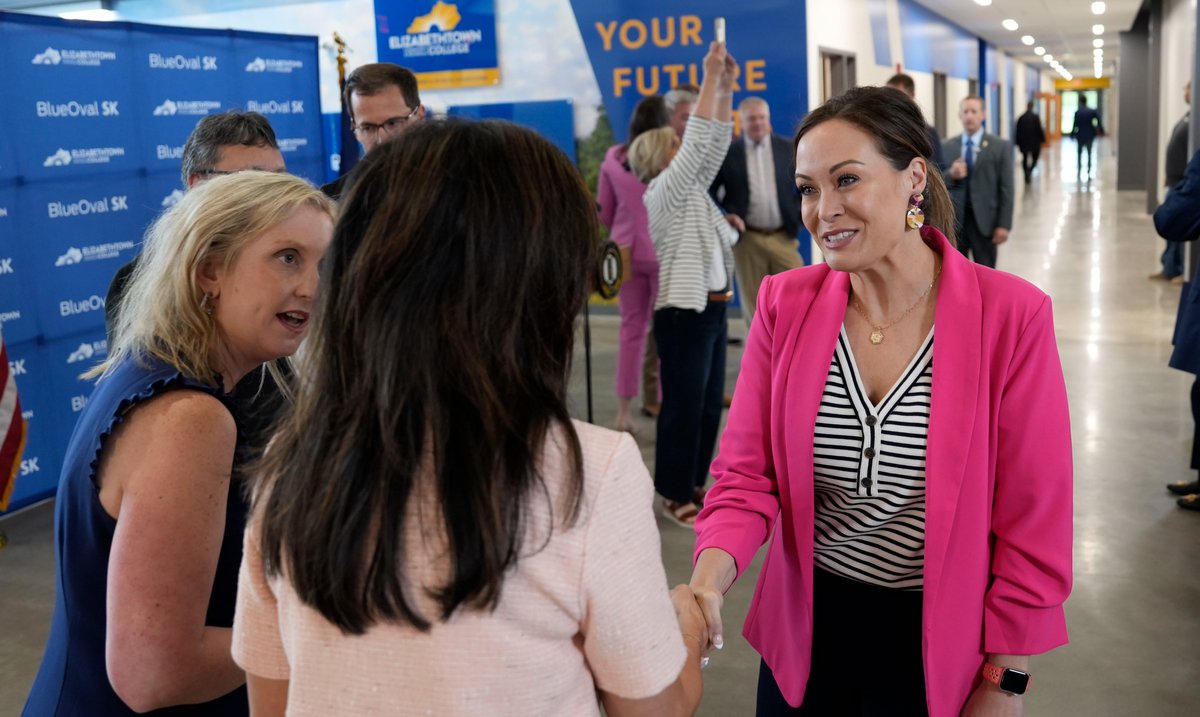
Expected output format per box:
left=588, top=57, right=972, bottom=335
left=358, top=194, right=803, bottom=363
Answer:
left=1, top=138, right=1198, bottom=714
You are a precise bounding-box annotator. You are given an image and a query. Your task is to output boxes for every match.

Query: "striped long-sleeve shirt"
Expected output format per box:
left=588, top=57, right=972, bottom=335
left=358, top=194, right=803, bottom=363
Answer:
left=644, top=114, right=737, bottom=312
left=812, top=327, right=934, bottom=590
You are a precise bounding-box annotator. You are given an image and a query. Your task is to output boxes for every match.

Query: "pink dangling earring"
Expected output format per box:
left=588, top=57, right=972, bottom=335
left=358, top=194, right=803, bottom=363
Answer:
left=905, top=194, right=925, bottom=230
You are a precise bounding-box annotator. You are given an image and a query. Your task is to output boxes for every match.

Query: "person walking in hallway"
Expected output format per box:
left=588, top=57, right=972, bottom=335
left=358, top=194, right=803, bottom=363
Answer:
left=885, top=73, right=946, bottom=171
left=1151, top=81, right=1191, bottom=284
left=943, top=96, right=1014, bottom=268
left=1070, top=95, right=1105, bottom=180
left=710, top=97, right=804, bottom=327
left=1015, top=101, right=1047, bottom=183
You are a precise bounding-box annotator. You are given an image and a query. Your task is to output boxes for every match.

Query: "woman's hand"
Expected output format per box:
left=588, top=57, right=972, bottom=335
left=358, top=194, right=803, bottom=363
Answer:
left=718, top=49, right=739, bottom=94
left=670, top=585, right=708, bottom=658
left=689, top=582, right=725, bottom=657
left=702, top=41, right=727, bottom=82
left=687, top=548, right=736, bottom=657
left=961, top=682, right=1023, bottom=717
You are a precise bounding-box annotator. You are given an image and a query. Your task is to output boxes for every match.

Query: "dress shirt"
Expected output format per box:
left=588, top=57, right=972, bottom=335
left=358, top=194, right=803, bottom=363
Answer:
left=744, top=138, right=782, bottom=231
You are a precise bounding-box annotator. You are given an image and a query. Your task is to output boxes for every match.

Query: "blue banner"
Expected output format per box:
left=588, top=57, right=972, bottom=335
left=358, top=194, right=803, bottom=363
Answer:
left=448, top=100, right=577, bottom=163
left=375, top=0, right=500, bottom=89
left=568, top=2, right=809, bottom=145
left=0, top=11, right=324, bottom=513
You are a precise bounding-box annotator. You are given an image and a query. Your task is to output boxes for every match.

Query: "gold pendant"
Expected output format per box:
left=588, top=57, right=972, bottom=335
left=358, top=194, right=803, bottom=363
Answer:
left=869, top=329, right=884, bottom=345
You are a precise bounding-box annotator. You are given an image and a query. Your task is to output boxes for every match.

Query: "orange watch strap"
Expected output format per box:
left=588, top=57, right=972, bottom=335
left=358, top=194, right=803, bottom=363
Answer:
left=982, top=662, right=1005, bottom=686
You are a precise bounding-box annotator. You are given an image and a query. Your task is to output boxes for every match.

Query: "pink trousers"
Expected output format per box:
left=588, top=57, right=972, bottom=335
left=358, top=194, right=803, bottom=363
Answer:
left=616, top=260, right=658, bottom=399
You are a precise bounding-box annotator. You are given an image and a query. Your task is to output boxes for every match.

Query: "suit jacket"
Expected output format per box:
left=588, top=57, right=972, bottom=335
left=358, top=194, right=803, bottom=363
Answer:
left=694, top=227, right=1072, bottom=715
left=1070, top=107, right=1105, bottom=143
left=1015, top=111, right=1046, bottom=152
left=710, top=134, right=800, bottom=238
left=943, top=133, right=1015, bottom=237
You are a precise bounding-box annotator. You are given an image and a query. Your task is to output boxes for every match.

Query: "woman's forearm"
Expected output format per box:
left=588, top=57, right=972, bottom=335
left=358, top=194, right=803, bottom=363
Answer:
left=690, top=547, right=737, bottom=594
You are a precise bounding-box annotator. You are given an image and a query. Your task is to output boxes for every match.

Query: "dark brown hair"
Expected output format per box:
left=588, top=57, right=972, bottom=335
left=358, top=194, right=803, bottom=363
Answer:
left=180, top=110, right=278, bottom=186
left=255, top=120, right=597, bottom=634
left=343, top=62, right=421, bottom=120
left=795, top=86, right=956, bottom=246
left=627, top=94, right=670, bottom=145
left=885, top=73, right=916, bottom=96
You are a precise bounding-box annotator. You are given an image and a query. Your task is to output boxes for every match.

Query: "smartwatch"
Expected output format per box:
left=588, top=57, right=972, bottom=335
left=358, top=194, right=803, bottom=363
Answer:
left=982, top=663, right=1030, bottom=695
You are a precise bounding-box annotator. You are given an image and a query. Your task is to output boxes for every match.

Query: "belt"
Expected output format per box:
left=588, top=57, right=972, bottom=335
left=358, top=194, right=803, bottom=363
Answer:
left=708, top=290, right=734, bottom=303
left=744, top=224, right=786, bottom=234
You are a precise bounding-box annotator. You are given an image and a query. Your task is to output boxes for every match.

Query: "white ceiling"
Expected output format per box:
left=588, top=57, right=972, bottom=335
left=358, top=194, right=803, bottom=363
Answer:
left=914, top=0, right=1143, bottom=77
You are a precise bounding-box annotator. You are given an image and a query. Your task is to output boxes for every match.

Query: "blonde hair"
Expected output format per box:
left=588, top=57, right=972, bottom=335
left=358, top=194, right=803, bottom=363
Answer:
left=89, top=171, right=335, bottom=386
left=627, top=126, right=678, bottom=183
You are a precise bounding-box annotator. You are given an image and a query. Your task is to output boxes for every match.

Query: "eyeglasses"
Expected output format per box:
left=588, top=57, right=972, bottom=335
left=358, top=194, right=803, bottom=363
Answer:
left=353, top=106, right=421, bottom=139
left=196, top=167, right=288, bottom=177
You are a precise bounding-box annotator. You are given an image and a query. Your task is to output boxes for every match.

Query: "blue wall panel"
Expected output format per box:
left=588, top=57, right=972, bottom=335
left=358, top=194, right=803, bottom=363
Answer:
left=897, top=0, right=977, bottom=79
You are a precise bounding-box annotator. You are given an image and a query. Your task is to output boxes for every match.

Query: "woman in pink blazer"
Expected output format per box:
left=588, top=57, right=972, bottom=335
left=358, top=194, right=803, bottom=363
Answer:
left=689, top=87, right=1072, bottom=716
left=597, top=96, right=669, bottom=431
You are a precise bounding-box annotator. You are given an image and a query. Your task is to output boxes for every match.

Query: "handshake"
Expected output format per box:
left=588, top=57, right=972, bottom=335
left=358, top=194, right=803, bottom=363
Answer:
left=670, top=583, right=725, bottom=668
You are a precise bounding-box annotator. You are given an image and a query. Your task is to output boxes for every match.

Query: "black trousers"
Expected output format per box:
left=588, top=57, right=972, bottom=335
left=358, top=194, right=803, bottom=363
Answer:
left=1020, top=148, right=1040, bottom=180
left=1191, top=379, right=1200, bottom=471
left=756, top=569, right=928, bottom=716
left=956, top=205, right=997, bottom=268
left=653, top=301, right=727, bottom=503
left=1077, top=139, right=1095, bottom=176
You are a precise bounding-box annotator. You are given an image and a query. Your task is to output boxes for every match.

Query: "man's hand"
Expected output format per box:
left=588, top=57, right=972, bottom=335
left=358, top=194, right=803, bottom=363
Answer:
left=949, top=157, right=968, bottom=180
left=724, top=213, right=746, bottom=233
left=992, top=227, right=1009, bottom=245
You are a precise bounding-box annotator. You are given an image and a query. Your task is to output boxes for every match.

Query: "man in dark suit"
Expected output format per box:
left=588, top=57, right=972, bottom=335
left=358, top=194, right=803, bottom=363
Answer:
left=885, top=73, right=946, bottom=171
left=1015, top=101, right=1047, bottom=183
left=322, top=63, right=424, bottom=200
left=1070, top=95, right=1106, bottom=180
left=942, top=95, right=1014, bottom=269
left=1151, top=81, right=1191, bottom=283
left=710, top=97, right=803, bottom=323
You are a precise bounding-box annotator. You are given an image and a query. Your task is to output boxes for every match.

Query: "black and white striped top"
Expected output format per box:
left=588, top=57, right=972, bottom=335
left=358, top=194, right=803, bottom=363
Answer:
left=812, top=326, right=934, bottom=590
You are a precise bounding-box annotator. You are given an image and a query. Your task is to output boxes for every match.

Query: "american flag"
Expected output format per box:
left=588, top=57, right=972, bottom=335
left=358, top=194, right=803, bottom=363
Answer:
left=0, top=335, right=27, bottom=512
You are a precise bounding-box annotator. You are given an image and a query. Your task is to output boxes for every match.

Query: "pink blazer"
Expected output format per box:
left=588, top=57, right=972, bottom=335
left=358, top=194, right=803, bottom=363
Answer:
left=597, top=144, right=657, bottom=270
left=695, top=227, right=1072, bottom=716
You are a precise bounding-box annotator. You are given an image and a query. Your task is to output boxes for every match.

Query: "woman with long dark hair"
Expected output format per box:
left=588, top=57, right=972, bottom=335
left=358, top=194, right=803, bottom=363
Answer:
left=232, top=120, right=705, bottom=716
left=687, top=86, right=1073, bottom=716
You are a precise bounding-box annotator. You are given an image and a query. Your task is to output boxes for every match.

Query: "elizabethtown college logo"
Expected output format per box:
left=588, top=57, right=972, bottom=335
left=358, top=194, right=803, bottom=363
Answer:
left=407, top=1, right=462, bottom=32
left=55, top=241, right=135, bottom=266
left=43, top=147, right=126, bottom=167
left=390, top=1, right=483, bottom=58
left=32, top=47, right=62, bottom=64
left=244, top=57, right=305, bottom=73
left=31, top=46, right=117, bottom=66
left=67, top=340, right=107, bottom=364
left=162, top=189, right=185, bottom=208
left=153, top=99, right=222, bottom=117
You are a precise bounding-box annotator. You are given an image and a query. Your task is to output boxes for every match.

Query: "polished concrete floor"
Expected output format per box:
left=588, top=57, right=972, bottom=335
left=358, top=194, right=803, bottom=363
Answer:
left=2, top=142, right=1198, bottom=715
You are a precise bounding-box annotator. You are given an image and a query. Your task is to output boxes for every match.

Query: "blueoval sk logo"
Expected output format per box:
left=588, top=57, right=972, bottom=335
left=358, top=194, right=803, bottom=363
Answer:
left=162, top=189, right=185, bottom=208
left=67, top=340, right=107, bottom=364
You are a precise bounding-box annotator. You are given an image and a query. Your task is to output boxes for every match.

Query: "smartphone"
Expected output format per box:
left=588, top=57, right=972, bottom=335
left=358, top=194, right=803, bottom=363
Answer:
left=715, top=17, right=725, bottom=43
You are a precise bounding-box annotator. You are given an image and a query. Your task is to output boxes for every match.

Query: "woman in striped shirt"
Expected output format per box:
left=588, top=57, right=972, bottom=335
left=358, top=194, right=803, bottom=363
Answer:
left=628, top=42, right=740, bottom=527
left=688, top=87, right=1073, bottom=717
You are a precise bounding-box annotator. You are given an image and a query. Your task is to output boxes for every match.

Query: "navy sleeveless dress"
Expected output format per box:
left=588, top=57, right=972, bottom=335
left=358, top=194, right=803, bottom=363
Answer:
left=22, top=357, right=249, bottom=717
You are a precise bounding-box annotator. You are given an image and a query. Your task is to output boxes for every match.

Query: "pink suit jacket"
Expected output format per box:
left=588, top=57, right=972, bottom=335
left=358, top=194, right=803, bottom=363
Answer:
left=695, top=227, right=1072, bottom=716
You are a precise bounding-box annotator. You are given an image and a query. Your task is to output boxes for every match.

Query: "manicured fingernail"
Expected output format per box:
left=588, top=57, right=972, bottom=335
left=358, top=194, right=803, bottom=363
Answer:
left=714, top=635, right=724, bottom=650
left=701, top=656, right=710, bottom=670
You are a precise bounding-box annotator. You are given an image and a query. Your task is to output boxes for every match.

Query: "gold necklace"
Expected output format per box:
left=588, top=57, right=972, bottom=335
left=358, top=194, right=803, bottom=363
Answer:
left=851, top=263, right=941, bottom=345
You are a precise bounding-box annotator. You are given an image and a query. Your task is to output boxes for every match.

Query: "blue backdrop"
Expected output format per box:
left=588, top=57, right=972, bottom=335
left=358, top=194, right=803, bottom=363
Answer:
left=0, top=11, right=325, bottom=513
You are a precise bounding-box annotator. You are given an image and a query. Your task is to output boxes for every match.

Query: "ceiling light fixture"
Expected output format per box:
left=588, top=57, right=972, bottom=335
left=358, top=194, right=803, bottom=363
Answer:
left=1044, top=54, right=1054, bottom=62
left=1094, top=39, right=1104, bottom=48
left=1092, top=2, right=1106, bottom=14
left=1093, top=24, right=1104, bottom=34
left=1002, top=19, right=1019, bottom=31
left=1094, top=49, right=1103, bottom=57
left=1021, top=35, right=1035, bottom=45
left=1034, top=46, right=1045, bottom=56
left=974, top=0, right=992, bottom=5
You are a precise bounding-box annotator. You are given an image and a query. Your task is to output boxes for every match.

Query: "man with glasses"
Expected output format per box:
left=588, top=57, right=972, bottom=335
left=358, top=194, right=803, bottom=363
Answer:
left=322, top=63, right=424, bottom=200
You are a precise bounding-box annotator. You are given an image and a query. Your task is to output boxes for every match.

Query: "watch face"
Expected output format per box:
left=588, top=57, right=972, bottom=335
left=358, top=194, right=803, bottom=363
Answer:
left=999, top=669, right=1030, bottom=695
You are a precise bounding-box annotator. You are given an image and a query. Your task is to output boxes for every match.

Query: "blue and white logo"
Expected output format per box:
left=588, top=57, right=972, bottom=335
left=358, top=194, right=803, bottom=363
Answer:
left=66, top=339, right=107, bottom=364
left=32, top=46, right=117, bottom=66
left=246, top=99, right=304, bottom=115
left=277, top=137, right=309, bottom=153
left=156, top=144, right=183, bottom=161
left=0, top=257, right=14, bottom=275
left=153, top=99, right=222, bottom=117
left=162, top=189, right=185, bottom=208
left=54, top=240, right=135, bottom=266
left=245, top=57, right=304, bottom=73
left=43, top=147, right=126, bottom=167
left=59, top=294, right=106, bottom=317
left=47, top=195, right=130, bottom=220
left=36, top=100, right=119, bottom=118
left=148, top=53, right=218, bottom=71
left=0, top=310, right=21, bottom=324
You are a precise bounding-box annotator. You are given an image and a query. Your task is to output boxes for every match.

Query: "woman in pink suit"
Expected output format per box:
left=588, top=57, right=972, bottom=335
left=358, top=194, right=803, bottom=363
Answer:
left=598, top=96, right=669, bottom=431
left=689, top=86, right=1073, bottom=716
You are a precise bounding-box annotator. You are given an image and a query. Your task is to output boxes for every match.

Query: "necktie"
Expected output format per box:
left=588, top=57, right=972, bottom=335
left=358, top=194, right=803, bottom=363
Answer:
left=965, top=137, right=975, bottom=175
